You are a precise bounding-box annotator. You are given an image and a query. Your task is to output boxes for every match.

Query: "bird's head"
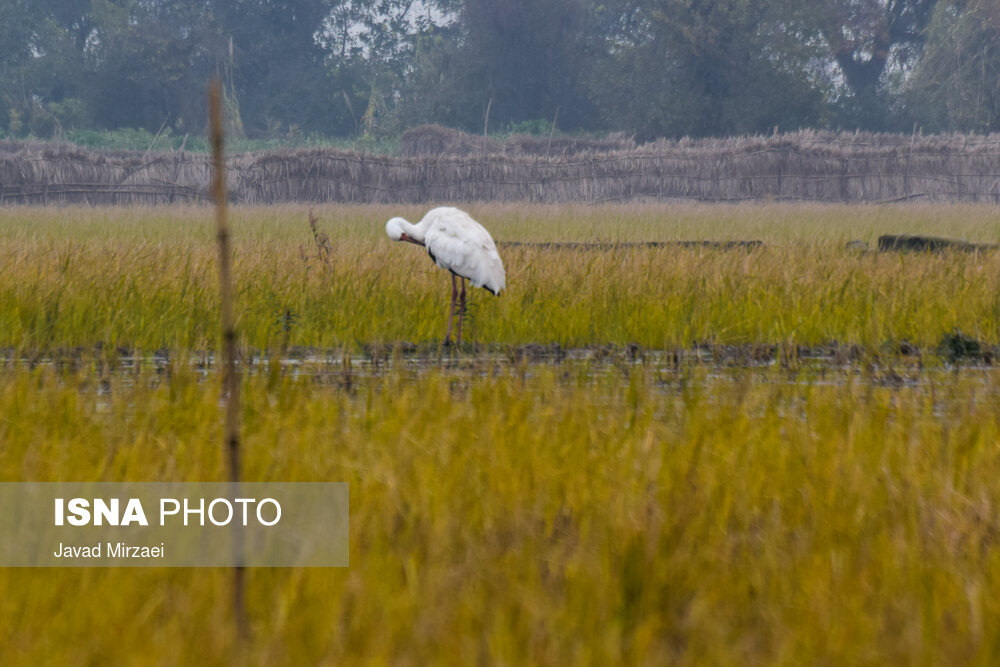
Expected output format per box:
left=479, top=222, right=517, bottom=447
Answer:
left=385, top=217, right=424, bottom=246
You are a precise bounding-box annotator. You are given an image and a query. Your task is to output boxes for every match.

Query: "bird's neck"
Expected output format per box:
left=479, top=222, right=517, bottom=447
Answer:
left=399, top=219, right=426, bottom=246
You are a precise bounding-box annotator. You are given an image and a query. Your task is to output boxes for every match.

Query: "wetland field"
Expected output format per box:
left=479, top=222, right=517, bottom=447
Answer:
left=4, top=203, right=1000, bottom=664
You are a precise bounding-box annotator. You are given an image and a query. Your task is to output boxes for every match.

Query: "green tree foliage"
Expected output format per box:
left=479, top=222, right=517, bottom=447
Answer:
left=1, top=0, right=346, bottom=139
left=814, top=0, right=937, bottom=128
left=389, top=0, right=597, bottom=134
left=83, top=0, right=219, bottom=133
left=904, top=0, right=1000, bottom=131
left=4, top=0, right=998, bottom=142
left=583, top=0, right=829, bottom=139
left=322, top=0, right=447, bottom=137
left=457, top=0, right=595, bottom=132
left=214, top=0, right=341, bottom=136
left=817, top=0, right=936, bottom=95
left=1, top=0, right=90, bottom=137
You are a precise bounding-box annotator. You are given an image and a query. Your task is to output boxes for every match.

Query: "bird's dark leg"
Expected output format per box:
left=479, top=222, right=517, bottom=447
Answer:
left=444, top=273, right=458, bottom=345
left=456, top=277, right=467, bottom=344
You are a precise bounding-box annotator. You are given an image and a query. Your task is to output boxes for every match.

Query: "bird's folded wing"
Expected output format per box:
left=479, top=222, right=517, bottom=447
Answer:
left=426, top=222, right=505, bottom=292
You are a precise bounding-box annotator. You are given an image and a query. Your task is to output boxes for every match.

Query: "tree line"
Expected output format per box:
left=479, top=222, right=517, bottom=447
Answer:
left=1, top=0, right=998, bottom=145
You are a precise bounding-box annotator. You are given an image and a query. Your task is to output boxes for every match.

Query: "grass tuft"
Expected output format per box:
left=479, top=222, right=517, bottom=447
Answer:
left=2, top=203, right=1000, bottom=352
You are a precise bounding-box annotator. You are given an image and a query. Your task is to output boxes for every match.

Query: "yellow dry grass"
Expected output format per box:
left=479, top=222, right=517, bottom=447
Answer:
left=1, top=202, right=999, bottom=351
left=2, top=202, right=1000, bottom=664
left=2, top=361, right=1000, bottom=664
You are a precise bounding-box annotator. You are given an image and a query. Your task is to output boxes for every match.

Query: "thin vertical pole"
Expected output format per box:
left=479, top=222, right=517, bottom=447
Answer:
left=208, top=77, right=249, bottom=640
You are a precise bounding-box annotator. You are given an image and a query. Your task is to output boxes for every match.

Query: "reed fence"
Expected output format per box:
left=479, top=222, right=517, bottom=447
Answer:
left=3, top=130, right=1000, bottom=205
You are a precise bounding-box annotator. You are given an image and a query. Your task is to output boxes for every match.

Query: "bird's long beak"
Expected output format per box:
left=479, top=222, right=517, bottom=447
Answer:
left=400, top=233, right=424, bottom=246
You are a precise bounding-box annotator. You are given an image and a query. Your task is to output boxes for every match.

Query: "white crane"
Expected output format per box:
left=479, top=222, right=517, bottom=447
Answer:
left=386, top=207, right=505, bottom=345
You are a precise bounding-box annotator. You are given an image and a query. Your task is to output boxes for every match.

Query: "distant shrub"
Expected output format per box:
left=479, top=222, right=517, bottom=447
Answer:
left=65, top=127, right=176, bottom=152
left=509, top=119, right=554, bottom=136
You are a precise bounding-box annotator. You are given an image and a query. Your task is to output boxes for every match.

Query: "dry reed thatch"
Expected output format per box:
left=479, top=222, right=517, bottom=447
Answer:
left=399, top=124, right=501, bottom=157
left=502, top=132, right=634, bottom=157
left=4, top=130, right=1000, bottom=206
left=0, top=140, right=210, bottom=205
left=400, top=124, right=634, bottom=157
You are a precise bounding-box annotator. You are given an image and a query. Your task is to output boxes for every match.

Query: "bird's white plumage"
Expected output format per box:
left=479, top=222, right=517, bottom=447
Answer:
left=386, top=207, right=506, bottom=295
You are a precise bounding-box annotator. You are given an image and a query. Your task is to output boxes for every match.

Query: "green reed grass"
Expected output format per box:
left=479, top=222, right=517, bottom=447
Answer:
left=3, top=360, right=1000, bottom=664
left=4, top=202, right=1000, bottom=664
left=2, top=203, right=1000, bottom=352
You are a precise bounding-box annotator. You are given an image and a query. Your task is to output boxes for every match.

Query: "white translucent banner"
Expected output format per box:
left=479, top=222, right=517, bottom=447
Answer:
left=0, top=483, right=348, bottom=567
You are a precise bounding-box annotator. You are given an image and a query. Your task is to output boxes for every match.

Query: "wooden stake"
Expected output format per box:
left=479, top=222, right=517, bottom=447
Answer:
left=208, top=77, right=249, bottom=641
